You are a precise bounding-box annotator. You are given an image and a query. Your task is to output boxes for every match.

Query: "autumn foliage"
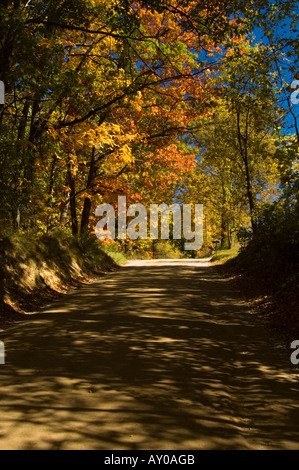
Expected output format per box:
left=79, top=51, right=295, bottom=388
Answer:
left=0, top=0, right=298, bottom=255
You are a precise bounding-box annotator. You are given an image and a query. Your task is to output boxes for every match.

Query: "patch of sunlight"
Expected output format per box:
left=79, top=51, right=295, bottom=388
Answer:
left=257, top=364, right=298, bottom=382
left=144, top=336, right=185, bottom=343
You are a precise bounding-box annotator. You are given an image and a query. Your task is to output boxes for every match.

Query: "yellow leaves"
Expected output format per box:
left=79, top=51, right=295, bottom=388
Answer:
left=102, top=143, right=134, bottom=173
left=52, top=120, right=137, bottom=180
left=38, top=38, right=55, bottom=49
left=90, top=0, right=118, bottom=8
left=119, top=144, right=134, bottom=164
left=68, top=153, right=77, bottom=164
left=48, top=127, right=59, bottom=141
left=19, top=140, right=37, bottom=150
left=80, top=122, right=136, bottom=153
left=131, top=91, right=143, bottom=113
left=61, top=185, right=71, bottom=193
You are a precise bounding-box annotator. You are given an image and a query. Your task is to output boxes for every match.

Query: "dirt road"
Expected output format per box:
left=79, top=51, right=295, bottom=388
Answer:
left=0, top=259, right=299, bottom=450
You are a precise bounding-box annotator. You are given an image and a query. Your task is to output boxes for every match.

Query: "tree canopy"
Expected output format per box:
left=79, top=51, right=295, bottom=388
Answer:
left=0, top=0, right=298, bottom=256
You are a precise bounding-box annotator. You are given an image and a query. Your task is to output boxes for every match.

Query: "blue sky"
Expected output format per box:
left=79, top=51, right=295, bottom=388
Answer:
left=249, top=11, right=299, bottom=137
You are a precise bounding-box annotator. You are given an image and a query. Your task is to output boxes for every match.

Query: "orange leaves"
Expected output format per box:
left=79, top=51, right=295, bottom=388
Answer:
left=127, top=141, right=197, bottom=203
left=148, top=144, right=196, bottom=173
left=20, top=0, right=250, bottom=233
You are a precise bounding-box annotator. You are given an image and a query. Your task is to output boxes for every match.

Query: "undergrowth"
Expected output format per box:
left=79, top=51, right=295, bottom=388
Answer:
left=0, top=231, right=119, bottom=325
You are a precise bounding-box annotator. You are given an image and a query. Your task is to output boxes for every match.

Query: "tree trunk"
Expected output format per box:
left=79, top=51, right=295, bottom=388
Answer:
left=67, top=158, right=78, bottom=236
left=243, top=149, right=256, bottom=231
left=220, top=211, right=228, bottom=248
left=80, top=116, right=109, bottom=235
left=18, top=99, right=30, bottom=140
left=228, top=226, right=232, bottom=249
left=47, top=153, right=58, bottom=231
left=60, top=196, right=70, bottom=227
left=0, top=238, right=5, bottom=316
left=80, top=147, right=96, bottom=235
left=236, top=109, right=256, bottom=231
left=80, top=197, right=92, bottom=235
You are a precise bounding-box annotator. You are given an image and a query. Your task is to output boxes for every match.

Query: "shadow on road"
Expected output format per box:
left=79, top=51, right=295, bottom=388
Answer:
left=0, top=260, right=299, bottom=449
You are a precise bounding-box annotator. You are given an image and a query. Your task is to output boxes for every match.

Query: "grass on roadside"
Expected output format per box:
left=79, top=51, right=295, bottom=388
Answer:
left=99, top=242, right=128, bottom=265
left=211, top=246, right=240, bottom=264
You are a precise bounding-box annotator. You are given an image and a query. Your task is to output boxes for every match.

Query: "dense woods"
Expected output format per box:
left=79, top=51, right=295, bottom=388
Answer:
left=1, top=2, right=299, bottom=453
left=0, top=0, right=298, bottom=321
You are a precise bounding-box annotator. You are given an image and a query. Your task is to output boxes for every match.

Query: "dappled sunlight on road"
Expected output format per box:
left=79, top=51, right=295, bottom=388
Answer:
left=0, top=260, right=299, bottom=449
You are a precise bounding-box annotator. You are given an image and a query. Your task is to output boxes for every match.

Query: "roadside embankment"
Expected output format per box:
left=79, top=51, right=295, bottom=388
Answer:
left=0, top=232, right=119, bottom=328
